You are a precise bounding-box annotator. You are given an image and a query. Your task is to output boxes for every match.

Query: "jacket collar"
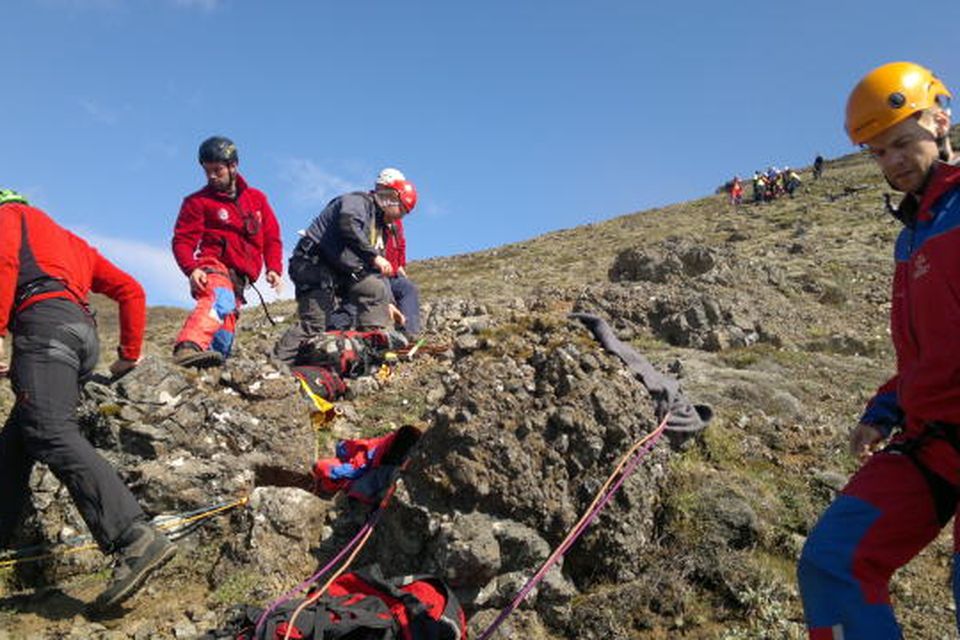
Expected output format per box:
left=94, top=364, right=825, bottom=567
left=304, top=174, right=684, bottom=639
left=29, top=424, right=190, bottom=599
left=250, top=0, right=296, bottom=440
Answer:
left=891, top=161, right=960, bottom=226
left=917, top=161, right=960, bottom=220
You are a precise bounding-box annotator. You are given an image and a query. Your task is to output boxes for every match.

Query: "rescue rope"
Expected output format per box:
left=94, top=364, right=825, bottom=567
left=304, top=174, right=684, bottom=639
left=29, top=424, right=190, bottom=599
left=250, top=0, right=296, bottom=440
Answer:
left=476, top=414, right=670, bottom=640
left=254, top=470, right=406, bottom=640
left=0, top=495, right=249, bottom=570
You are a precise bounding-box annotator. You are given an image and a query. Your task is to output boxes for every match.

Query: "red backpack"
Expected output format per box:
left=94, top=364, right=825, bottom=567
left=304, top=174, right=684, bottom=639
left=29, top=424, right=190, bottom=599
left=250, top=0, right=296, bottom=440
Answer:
left=237, top=566, right=467, bottom=640
left=291, top=365, right=348, bottom=403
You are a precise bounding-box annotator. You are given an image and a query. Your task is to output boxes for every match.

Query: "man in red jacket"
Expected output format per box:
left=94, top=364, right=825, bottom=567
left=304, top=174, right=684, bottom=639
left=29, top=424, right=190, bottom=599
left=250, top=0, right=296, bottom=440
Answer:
left=0, top=190, right=175, bottom=612
left=798, top=62, right=960, bottom=638
left=171, top=136, right=283, bottom=367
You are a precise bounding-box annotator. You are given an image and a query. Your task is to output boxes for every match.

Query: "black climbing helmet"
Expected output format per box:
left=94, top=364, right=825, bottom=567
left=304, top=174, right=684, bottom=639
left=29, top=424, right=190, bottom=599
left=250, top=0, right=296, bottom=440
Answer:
left=198, top=136, right=239, bottom=165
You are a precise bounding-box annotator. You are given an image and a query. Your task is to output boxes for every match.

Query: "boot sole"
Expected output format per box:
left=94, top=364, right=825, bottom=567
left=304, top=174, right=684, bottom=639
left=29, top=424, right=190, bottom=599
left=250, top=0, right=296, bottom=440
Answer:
left=174, top=351, right=224, bottom=369
left=90, top=542, right=178, bottom=613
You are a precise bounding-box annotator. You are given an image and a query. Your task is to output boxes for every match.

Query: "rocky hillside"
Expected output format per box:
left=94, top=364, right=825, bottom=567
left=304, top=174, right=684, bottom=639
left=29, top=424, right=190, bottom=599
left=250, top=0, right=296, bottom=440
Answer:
left=3, top=135, right=959, bottom=639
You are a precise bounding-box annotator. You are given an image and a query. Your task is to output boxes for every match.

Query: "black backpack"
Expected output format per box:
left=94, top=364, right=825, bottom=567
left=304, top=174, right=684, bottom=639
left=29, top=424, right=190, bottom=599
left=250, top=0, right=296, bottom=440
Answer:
left=296, top=330, right=392, bottom=378
left=236, top=566, right=466, bottom=640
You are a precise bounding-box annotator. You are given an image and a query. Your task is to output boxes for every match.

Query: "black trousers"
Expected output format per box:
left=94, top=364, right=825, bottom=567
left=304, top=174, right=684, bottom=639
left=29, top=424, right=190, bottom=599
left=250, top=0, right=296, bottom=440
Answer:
left=0, top=298, right=144, bottom=552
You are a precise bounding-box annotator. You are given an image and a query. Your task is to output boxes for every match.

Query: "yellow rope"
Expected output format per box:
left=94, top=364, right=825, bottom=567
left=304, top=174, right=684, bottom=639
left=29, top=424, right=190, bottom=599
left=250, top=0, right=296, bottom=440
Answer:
left=0, top=495, right=249, bottom=570
left=154, top=495, right=249, bottom=533
left=0, top=541, right=101, bottom=570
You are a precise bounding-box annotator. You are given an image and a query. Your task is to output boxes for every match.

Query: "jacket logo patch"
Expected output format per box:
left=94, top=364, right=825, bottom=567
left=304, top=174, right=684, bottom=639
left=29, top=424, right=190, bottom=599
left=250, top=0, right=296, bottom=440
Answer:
left=217, top=208, right=229, bottom=221
left=912, top=252, right=930, bottom=280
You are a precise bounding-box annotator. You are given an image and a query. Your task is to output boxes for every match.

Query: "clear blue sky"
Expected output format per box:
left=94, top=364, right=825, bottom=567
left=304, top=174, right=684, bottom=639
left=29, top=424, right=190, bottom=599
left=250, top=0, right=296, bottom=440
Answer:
left=3, top=0, right=959, bottom=306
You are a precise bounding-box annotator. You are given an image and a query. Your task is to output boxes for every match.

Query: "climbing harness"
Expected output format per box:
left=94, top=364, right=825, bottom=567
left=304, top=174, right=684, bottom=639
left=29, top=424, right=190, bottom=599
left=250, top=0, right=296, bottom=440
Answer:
left=476, top=413, right=670, bottom=640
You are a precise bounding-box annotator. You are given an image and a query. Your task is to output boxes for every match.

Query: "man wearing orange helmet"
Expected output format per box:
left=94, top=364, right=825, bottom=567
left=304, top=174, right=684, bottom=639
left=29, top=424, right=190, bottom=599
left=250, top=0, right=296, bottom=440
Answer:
left=798, top=61, right=959, bottom=638
left=273, top=170, right=417, bottom=364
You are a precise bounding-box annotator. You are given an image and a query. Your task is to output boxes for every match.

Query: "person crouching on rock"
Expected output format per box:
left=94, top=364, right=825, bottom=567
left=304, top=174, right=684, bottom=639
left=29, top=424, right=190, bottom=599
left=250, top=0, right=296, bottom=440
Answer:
left=797, top=61, right=960, bottom=638
left=171, top=136, right=284, bottom=368
left=273, top=171, right=416, bottom=364
left=325, top=168, right=423, bottom=338
left=0, top=190, right=176, bottom=612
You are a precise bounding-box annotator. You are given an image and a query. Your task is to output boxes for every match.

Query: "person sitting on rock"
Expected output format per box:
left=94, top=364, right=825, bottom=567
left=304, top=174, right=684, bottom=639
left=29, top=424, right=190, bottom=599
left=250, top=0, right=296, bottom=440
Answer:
left=171, top=136, right=284, bottom=368
left=0, top=189, right=176, bottom=612
left=797, top=61, right=960, bottom=638
left=274, top=171, right=417, bottom=364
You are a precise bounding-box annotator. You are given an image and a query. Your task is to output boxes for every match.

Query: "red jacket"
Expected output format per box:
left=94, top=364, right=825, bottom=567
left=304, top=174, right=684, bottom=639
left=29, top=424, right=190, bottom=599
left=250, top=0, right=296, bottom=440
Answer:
left=0, top=203, right=146, bottom=360
left=861, top=162, right=960, bottom=482
left=384, top=218, right=407, bottom=273
left=172, top=174, right=283, bottom=283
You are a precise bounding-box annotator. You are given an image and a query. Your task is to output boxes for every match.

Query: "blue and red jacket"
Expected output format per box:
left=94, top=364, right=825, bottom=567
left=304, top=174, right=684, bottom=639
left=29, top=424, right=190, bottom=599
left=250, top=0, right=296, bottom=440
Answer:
left=172, top=174, right=283, bottom=284
left=861, top=161, right=960, bottom=483
left=313, top=426, right=421, bottom=503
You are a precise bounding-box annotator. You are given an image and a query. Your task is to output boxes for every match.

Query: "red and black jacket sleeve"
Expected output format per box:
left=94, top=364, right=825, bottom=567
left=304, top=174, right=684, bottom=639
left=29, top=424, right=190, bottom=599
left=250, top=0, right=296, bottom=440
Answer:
left=90, top=250, right=146, bottom=361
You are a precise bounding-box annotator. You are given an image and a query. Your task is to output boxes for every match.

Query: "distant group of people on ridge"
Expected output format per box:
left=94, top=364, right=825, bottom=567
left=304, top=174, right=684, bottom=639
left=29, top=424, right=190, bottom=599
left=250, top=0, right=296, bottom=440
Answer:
left=729, top=165, right=806, bottom=206
left=0, top=139, right=422, bottom=612
left=3, top=56, right=960, bottom=639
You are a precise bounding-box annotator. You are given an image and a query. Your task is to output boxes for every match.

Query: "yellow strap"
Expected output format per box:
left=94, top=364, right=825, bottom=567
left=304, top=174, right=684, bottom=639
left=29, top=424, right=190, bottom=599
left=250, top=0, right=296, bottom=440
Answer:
left=297, top=377, right=336, bottom=416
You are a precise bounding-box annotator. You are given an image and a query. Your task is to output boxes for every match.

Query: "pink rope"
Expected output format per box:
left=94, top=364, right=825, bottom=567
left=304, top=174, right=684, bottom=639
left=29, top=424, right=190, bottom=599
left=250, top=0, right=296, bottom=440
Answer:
left=253, top=518, right=373, bottom=635
left=476, top=416, right=668, bottom=640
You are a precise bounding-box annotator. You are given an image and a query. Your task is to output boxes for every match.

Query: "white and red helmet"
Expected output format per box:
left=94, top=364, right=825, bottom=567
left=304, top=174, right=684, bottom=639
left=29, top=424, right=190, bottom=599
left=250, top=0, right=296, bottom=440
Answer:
left=376, top=167, right=417, bottom=213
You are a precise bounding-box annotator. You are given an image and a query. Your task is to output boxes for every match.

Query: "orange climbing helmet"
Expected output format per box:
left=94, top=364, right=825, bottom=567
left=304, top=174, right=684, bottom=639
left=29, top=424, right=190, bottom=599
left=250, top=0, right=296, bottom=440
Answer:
left=845, top=61, right=952, bottom=145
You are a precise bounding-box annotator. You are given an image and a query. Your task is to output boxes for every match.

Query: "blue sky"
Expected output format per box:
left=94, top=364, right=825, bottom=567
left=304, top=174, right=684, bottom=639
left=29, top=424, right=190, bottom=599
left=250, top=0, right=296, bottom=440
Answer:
left=3, top=0, right=959, bottom=306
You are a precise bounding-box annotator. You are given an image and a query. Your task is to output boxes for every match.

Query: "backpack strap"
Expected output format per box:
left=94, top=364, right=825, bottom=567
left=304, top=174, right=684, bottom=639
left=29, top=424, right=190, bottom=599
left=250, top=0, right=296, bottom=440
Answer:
left=248, top=594, right=396, bottom=640
left=348, top=567, right=466, bottom=640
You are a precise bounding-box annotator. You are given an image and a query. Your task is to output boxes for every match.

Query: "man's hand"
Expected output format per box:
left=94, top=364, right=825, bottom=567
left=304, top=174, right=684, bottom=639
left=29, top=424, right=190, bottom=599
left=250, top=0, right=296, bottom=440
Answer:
left=373, top=256, right=394, bottom=277
left=265, top=270, right=283, bottom=294
left=849, top=422, right=886, bottom=463
left=396, top=266, right=407, bottom=278
left=109, top=357, right=141, bottom=378
left=388, top=304, right=406, bottom=327
left=0, top=338, right=7, bottom=377
left=189, top=268, right=208, bottom=293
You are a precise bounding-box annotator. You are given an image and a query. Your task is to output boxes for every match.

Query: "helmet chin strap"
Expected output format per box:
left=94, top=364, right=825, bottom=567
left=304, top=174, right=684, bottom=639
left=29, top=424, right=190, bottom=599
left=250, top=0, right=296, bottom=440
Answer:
left=938, top=135, right=953, bottom=162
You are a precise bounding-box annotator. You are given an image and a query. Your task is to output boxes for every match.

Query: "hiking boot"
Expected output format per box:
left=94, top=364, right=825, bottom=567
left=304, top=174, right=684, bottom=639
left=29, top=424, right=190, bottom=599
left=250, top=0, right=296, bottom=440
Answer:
left=173, top=341, right=224, bottom=368
left=91, top=523, right=177, bottom=612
